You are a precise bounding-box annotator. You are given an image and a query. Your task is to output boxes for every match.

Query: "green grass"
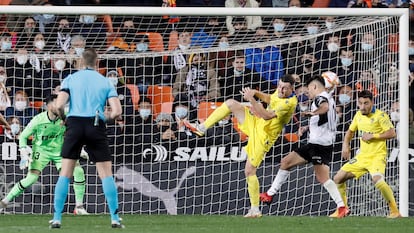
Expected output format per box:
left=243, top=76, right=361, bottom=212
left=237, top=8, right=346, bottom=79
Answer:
left=0, top=214, right=413, bottom=233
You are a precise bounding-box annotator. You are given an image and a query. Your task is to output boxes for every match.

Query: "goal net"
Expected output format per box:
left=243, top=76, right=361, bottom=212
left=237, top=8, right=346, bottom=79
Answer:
left=0, top=6, right=410, bottom=217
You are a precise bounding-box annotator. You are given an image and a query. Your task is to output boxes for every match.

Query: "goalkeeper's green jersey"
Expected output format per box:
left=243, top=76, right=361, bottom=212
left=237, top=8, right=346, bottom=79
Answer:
left=19, top=111, right=65, bottom=154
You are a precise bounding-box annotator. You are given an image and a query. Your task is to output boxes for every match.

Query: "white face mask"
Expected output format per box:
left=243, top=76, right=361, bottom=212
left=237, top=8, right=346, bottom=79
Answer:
left=16, top=55, right=28, bottom=65
left=15, top=100, right=27, bottom=111
left=361, top=42, right=373, bottom=51
left=43, top=14, right=55, bottom=20
left=82, top=15, right=95, bottom=24
left=175, top=106, right=188, bottom=119
left=10, top=123, right=20, bottom=135
left=0, top=75, right=6, bottom=83
left=178, top=44, right=190, bottom=51
left=390, top=111, right=400, bottom=122
left=108, top=77, right=118, bottom=87
left=327, top=42, right=339, bottom=53
left=299, top=104, right=309, bottom=112
left=307, top=26, right=319, bottom=35
left=34, top=40, right=45, bottom=50
left=234, top=69, right=244, bottom=76
left=273, top=23, right=285, bottom=32
left=74, top=47, right=85, bottom=56
left=1, top=41, right=12, bottom=51
left=219, top=42, right=229, bottom=49
left=325, top=21, right=334, bottom=30
left=54, top=59, right=66, bottom=71
left=139, top=109, right=151, bottom=119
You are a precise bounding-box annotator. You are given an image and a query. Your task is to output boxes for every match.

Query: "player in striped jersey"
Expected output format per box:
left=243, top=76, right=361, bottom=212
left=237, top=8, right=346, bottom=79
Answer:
left=260, top=75, right=348, bottom=218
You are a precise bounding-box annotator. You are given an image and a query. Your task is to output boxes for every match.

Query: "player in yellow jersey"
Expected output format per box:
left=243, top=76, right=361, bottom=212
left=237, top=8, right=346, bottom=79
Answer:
left=332, top=90, right=401, bottom=218
left=185, top=74, right=297, bottom=218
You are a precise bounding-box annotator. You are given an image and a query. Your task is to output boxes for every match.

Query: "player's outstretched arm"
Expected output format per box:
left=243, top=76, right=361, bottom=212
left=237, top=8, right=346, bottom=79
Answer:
left=241, top=87, right=275, bottom=120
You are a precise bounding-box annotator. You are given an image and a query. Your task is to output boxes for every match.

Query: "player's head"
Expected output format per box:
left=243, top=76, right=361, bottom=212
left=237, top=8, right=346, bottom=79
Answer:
left=277, top=74, right=295, bottom=98
left=357, top=90, right=374, bottom=115
left=305, top=75, right=325, bottom=99
left=82, top=48, right=97, bottom=68
left=45, top=94, right=58, bottom=106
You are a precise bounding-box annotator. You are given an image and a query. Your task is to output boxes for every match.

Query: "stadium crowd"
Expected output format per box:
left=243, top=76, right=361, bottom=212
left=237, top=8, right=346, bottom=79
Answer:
left=0, top=0, right=413, bottom=165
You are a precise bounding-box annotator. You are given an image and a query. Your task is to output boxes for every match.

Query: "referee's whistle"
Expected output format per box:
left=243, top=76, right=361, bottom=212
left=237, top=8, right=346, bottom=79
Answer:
left=94, top=110, right=99, bottom=126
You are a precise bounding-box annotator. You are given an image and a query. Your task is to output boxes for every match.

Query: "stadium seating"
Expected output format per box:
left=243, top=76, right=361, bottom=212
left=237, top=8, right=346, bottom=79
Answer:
left=146, top=85, right=174, bottom=119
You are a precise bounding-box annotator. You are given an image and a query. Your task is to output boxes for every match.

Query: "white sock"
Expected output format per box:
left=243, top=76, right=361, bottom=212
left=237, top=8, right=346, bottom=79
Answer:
left=323, top=179, right=344, bottom=208
left=1, top=198, right=9, bottom=205
left=267, top=169, right=289, bottom=196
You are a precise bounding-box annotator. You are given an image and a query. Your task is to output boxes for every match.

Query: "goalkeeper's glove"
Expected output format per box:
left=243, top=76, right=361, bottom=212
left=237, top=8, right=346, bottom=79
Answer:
left=19, top=146, right=33, bottom=170
left=80, top=147, right=89, bottom=160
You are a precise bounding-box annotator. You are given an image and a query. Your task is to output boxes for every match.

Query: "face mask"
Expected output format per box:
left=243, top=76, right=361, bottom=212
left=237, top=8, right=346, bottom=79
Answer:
left=35, top=40, right=45, bottom=50
left=43, top=14, right=54, bottom=19
left=82, top=15, right=95, bottom=24
left=136, top=43, right=148, bottom=52
left=161, top=125, right=170, bottom=132
left=325, top=21, right=334, bottom=30
left=390, top=111, right=400, bottom=122
left=341, top=58, right=353, bottom=67
left=109, top=77, right=118, bottom=87
left=1, top=41, right=12, bottom=50
left=409, top=47, right=414, bottom=56
left=306, top=26, right=318, bottom=35
left=338, top=94, right=351, bottom=105
left=175, top=107, right=188, bottom=119
left=54, top=59, right=66, bottom=71
left=218, top=119, right=229, bottom=126
left=10, top=123, right=20, bottom=135
left=16, top=55, right=28, bottom=65
left=0, top=75, right=6, bottom=83
left=273, top=23, right=285, bottom=32
left=139, top=109, right=151, bottom=119
left=74, top=47, right=84, bottom=56
left=178, top=44, right=190, bottom=51
left=361, top=42, right=373, bottom=51
left=327, top=42, right=339, bottom=53
left=15, top=100, right=27, bottom=111
left=234, top=69, right=244, bottom=76
left=299, top=104, right=309, bottom=112
left=219, top=42, right=229, bottom=49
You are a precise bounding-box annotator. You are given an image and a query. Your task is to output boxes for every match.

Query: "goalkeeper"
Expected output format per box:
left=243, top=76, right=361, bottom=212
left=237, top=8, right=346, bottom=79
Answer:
left=0, top=94, right=89, bottom=215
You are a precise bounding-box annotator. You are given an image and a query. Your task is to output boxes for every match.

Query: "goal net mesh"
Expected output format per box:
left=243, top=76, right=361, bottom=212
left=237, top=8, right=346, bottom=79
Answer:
left=0, top=9, right=403, bottom=216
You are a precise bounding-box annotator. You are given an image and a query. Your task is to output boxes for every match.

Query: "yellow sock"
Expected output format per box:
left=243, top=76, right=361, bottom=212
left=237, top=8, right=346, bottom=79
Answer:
left=246, top=175, right=260, bottom=207
left=375, top=180, right=399, bottom=213
left=337, top=182, right=348, bottom=207
left=203, top=103, right=231, bottom=129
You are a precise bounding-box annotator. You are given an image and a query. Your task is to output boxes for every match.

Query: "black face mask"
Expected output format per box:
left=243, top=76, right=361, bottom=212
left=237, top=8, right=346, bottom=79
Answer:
left=59, top=27, right=71, bottom=34
left=303, top=59, right=313, bottom=69
left=161, top=125, right=170, bottom=132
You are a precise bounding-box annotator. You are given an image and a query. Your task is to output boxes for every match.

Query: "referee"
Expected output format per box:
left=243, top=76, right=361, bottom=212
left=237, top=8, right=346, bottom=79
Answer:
left=50, top=48, right=123, bottom=228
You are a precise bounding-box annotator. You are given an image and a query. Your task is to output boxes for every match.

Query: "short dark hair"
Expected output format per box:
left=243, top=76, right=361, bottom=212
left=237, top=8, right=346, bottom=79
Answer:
left=280, top=74, right=296, bottom=86
left=44, top=94, right=58, bottom=105
left=139, top=97, right=151, bottom=104
left=357, top=90, right=373, bottom=100
left=82, top=48, right=97, bottom=67
left=305, top=75, right=325, bottom=87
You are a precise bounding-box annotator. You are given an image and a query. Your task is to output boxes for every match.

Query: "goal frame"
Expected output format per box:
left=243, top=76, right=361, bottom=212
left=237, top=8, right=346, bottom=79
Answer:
left=0, top=5, right=409, bottom=217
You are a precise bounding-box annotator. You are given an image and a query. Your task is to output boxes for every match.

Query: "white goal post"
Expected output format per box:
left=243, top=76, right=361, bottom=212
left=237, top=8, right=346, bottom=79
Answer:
left=0, top=6, right=410, bottom=217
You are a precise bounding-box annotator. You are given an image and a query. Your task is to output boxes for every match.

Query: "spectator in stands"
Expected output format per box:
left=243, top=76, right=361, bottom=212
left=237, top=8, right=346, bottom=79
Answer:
left=127, top=97, right=159, bottom=145
left=73, top=14, right=108, bottom=50
left=156, top=113, right=177, bottom=141
left=355, top=32, right=380, bottom=71
left=228, top=17, right=252, bottom=44
left=354, top=70, right=379, bottom=98
left=108, top=18, right=137, bottom=53
left=106, top=70, right=134, bottom=116
left=336, top=47, right=355, bottom=85
left=288, top=50, right=318, bottom=85
left=173, top=52, right=221, bottom=108
left=173, top=29, right=193, bottom=71
left=15, top=17, right=39, bottom=49
left=282, top=34, right=309, bottom=72
left=245, top=27, right=284, bottom=89
left=55, top=17, right=72, bottom=53
left=316, top=33, right=341, bottom=72
left=5, top=49, right=35, bottom=97
left=272, top=0, right=289, bottom=7
left=337, top=84, right=356, bottom=124
left=5, top=90, right=38, bottom=126
left=0, top=32, right=13, bottom=52
left=171, top=94, right=197, bottom=146
left=271, top=18, right=287, bottom=40
left=221, top=50, right=262, bottom=102
left=324, top=17, right=337, bottom=32
left=191, top=16, right=224, bottom=48
left=33, top=3, right=57, bottom=38
left=225, top=0, right=262, bottom=36
left=3, top=116, right=22, bottom=142
left=208, top=33, right=235, bottom=78
left=68, top=35, right=86, bottom=70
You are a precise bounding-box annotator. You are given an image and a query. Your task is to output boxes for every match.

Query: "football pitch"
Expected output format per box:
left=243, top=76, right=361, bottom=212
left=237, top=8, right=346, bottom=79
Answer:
left=0, top=214, right=413, bottom=233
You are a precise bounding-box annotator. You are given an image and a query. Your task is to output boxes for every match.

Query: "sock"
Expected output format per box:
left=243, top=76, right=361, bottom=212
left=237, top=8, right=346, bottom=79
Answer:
left=246, top=175, right=260, bottom=207
left=102, top=176, right=120, bottom=222
left=337, top=182, right=348, bottom=207
left=375, top=179, right=399, bottom=214
left=203, top=103, right=231, bottom=130
left=53, top=176, right=70, bottom=222
left=73, top=166, right=86, bottom=207
left=323, top=179, right=344, bottom=208
left=5, top=172, right=39, bottom=203
left=267, top=169, right=289, bottom=196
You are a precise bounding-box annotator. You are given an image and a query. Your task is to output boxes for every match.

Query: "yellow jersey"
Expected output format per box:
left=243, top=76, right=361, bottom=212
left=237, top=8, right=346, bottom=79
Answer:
left=349, top=108, right=394, bottom=157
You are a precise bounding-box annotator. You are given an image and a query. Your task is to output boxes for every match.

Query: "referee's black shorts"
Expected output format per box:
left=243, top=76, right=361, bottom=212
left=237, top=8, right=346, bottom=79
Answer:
left=293, top=143, right=333, bottom=165
left=61, top=116, right=111, bottom=162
